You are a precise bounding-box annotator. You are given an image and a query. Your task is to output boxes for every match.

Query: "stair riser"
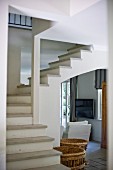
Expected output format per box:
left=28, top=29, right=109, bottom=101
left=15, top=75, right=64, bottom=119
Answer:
left=7, top=117, right=32, bottom=125
left=7, top=141, right=54, bottom=154
left=17, top=87, right=31, bottom=94
left=7, top=156, right=60, bottom=170
left=7, top=129, right=46, bottom=139
left=7, top=96, right=31, bottom=104
left=49, top=60, right=70, bottom=68
left=58, top=52, right=80, bottom=61
left=40, top=68, right=59, bottom=77
left=7, top=106, right=31, bottom=114
left=40, top=77, right=48, bottom=84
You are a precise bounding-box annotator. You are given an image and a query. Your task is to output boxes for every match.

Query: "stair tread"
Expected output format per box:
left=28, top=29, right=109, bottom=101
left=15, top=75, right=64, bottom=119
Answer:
left=24, top=164, right=70, bottom=170
left=8, top=94, right=31, bottom=96
left=7, top=149, right=62, bottom=162
left=40, top=84, right=49, bottom=87
left=67, top=44, right=86, bottom=51
left=17, top=85, right=31, bottom=88
left=40, top=65, right=71, bottom=73
left=7, top=113, right=32, bottom=118
left=58, top=50, right=80, bottom=58
left=67, top=44, right=92, bottom=52
left=49, top=58, right=70, bottom=65
left=7, top=103, right=31, bottom=106
left=7, top=124, right=47, bottom=130
left=7, top=136, right=54, bottom=145
left=41, top=74, right=61, bottom=78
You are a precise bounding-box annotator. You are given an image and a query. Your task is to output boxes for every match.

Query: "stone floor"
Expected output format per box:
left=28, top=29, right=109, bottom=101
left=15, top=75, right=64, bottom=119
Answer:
left=85, top=141, right=107, bottom=170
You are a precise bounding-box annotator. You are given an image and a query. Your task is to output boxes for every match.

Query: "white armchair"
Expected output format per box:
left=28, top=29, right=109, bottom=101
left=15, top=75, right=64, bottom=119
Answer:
left=68, top=123, right=91, bottom=141
left=68, top=120, right=88, bottom=126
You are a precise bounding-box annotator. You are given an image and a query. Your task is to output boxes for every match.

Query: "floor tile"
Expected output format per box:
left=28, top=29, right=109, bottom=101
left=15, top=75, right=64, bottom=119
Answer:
left=85, top=141, right=107, bottom=170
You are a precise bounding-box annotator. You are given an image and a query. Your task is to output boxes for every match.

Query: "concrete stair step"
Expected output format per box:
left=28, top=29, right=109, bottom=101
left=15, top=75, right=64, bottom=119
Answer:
left=26, top=164, right=71, bottom=170
left=7, top=136, right=54, bottom=154
left=7, top=113, right=33, bottom=125
left=30, top=65, right=72, bottom=84
left=7, top=124, right=47, bottom=139
left=7, top=103, right=31, bottom=114
left=49, top=59, right=70, bottom=68
left=7, top=95, right=31, bottom=104
left=7, top=150, right=61, bottom=170
left=40, top=74, right=61, bottom=84
left=58, top=51, right=81, bottom=61
left=67, top=44, right=93, bottom=53
left=17, top=85, right=31, bottom=94
left=40, top=67, right=60, bottom=77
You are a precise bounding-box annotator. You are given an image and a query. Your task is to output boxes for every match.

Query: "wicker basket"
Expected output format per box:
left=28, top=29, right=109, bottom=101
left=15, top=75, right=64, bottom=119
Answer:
left=54, top=146, right=86, bottom=170
left=60, top=138, right=88, bottom=150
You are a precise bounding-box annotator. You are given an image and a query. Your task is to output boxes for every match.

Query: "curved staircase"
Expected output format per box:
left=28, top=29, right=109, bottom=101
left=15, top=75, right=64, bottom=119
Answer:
left=6, top=44, right=107, bottom=169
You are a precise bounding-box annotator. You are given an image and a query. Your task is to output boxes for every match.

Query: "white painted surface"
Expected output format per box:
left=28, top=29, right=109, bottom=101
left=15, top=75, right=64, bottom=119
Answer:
left=78, top=118, right=102, bottom=142
left=39, top=50, right=107, bottom=146
left=0, top=1, right=8, bottom=170
left=108, top=0, right=113, bottom=169
left=7, top=156, right=60, bottom=170
left=68, top=124, right=91, bottom=141
left=7, top=105, right=31, bottom=114
left=0, top=1, right=108, bottom=169
left=7, top=141, right=54, bottom=154
left=70, top=0, right=101, bottom=16
left=39, top=84, right=60, bottom=146
left=7, top=117, right=32, bottom=126
left=8, top=0, right=70, bottom=21
left=7, top=128, right=46, bottom=139
left=7, top=27, right=32, bottom=93
left=7, top=45, right=21, bottom=94
left=7, top=95, right=31, bottom=104
left=39, top=0, right=107, bottom=50
left=17, top=86, right=31, bottom=94
left=32, top=18, right=58, bottom=124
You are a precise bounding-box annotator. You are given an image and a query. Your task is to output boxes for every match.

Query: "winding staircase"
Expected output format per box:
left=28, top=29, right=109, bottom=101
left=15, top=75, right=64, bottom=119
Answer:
left=6, top=44, right=107, bottom=169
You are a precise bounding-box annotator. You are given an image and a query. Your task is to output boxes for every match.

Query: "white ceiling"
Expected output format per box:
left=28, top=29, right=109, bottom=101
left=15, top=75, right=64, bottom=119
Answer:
left=39, top=0, right=108, bottom=50
left=9, top=0, right=108, bottom=50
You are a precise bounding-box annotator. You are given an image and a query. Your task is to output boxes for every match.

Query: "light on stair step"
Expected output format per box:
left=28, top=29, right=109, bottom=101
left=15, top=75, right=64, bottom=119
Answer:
left=7, top=150, right=61, bottom=170
left=7, top=124, right=47, bottom=139
left=7, top=104, right=31, bottom=114
left=7, top=113, right=33, bottom=125
left=7, top=136, right=54, bottom=154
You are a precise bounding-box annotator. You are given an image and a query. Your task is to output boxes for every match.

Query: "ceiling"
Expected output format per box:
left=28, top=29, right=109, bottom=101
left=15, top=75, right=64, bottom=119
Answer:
left=9, top=0, right=108, bottom=50
left=39, top=0, right=108, bottom=50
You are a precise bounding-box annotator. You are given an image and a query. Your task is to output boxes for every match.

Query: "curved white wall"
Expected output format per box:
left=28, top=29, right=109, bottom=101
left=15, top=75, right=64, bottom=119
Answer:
left=39, top=50, right=108, bottom=146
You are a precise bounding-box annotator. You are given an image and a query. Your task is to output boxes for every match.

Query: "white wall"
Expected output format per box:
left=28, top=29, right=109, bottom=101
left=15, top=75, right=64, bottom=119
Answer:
left=7, top=27, right=32, bottom=94
left=40, top=39, right=74, bottom=69
left=39, top=50, right=107, bottom=145
left=0, top=1, right=8, bottom=170
left=108, top=0, right=113, bottom=169
left=39, top=83, right=60, bottom=146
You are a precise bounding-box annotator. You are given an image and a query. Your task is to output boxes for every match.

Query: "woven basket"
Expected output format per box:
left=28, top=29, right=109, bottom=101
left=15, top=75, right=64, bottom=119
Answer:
left=54, top=146, right=86, bottom=170
left=60, top=138, right=88, bottom=150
